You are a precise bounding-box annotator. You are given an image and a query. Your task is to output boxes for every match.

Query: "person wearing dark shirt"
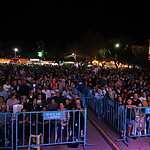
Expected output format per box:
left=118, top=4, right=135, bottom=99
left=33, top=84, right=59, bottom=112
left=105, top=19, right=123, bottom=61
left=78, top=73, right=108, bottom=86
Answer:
left=131, top=93, right=142, bottom=106
left=19, top=80, right=29, bottom=97
left=47, top=98, right=59, bottom=111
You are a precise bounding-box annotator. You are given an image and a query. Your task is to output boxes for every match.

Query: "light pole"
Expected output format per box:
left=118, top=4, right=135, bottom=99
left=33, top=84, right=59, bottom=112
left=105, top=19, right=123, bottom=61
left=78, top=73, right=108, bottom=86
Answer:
left=14, top=48, right=18, bottom=58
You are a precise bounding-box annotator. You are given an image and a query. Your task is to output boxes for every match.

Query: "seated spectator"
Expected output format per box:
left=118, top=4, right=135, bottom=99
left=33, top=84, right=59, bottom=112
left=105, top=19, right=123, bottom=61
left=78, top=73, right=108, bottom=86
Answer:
left=51, top=78, right=58, bottom=90
left=66, top=90, right=74, bottom=101
left=0, top=85, right=8, bottom=102
left=6, top=94, right=19, bottom=112
left=20, top=95, right=30, bottom=110
left=3, top=80, right=11, bottom=92
left=139, top=92, right=147, bottom=102
left=0, top=96, right=5, bottom=111
left=62, top=87, right=69, bottom=98
left=36, top=94, right=47, bottom=109
left=36, top=88, right=46, bottom=100
left=64, top=98, right=72, bottom=110
left=30, top=99, right=40, bottom=111
left=65, top=79, right=75, bottom=90
left=47, top=98, right=59, bottom=111
left=53, top=90, right=63, bottom=104
left=42, top=85, right=51, bottom=100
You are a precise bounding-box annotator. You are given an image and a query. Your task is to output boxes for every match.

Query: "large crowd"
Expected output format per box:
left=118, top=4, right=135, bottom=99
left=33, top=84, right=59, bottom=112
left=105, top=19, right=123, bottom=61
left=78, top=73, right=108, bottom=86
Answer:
left=0, top=63, right=150, bottom=144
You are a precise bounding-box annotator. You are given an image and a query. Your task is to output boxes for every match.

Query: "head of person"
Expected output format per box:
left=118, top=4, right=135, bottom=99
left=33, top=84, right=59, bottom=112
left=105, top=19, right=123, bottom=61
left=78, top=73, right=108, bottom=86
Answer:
left=142, top=92, right=146, bottom=98
left=126, top=98, right=132, bottom=105
left=42, top=106, right=47, bottom=111
left=32, top=99, right=37, bottom=105
left=1, top=103, right=7, bottom=112
left=0, top=96, right=4, bottom=104
left=51, top=98, right=56, bottom=104
left=133, top=93, right=139, bottom=100
left=59, top=102, right=65, bottom=109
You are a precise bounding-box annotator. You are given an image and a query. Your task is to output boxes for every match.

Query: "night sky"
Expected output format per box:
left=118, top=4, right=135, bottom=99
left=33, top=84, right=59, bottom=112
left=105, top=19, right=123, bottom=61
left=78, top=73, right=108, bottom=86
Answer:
left=0, top=1, right=149, bottom=53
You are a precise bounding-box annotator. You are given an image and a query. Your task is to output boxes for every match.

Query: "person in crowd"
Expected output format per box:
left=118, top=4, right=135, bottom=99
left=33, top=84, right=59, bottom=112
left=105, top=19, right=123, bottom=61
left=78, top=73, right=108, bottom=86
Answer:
left=47, top=98, right=59, bottom=111
left=20, top=95, right=30, bottom=110
left=29, top=79, right=39, bottom=92
left=6, top=94, right=19, bottom=112
left=58, top=78, right=65, bottom=94
left=18, top=108, right=30, bottom=145
left=3, top=80, right=11, bottom=92
left=0, top=85, right=8, bottom=102
left=0, top=103, right=10, bottom=146
left=19, top=80, right=30, bottom=97
left=132, top=93, right=142, bottom=106
left=0, top=96, right=5, bottom=111
left=51, top=78, right=58, bottom=90
left=30, top=99, right=40, bottom=111
left=57, top=102, right=70, bottom=143
left=66, top=90, right=74, bottom=101
left=139, top=92, right=147, bottom=102
left=62, top=87, right=70, bottom=98
left=36, top=88, right=46, bottom=100
left=65, top=79, right=75, bottom=90
left=125, top=98, right=137, bottom=139
left=42, top=85, right=51, bottom=100
left=64, top=98, right=72, bottom=110
left=36, top=94, right=47, bottom=109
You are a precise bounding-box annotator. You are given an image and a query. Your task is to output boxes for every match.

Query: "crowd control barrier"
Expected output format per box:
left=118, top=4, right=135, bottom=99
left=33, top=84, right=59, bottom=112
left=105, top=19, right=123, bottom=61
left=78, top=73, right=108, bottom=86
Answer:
left=0, top=113, right=14, bottom=149
left=81, top=86, right=150, bottom=145
left=0, top=109, right=88, bottom=150
left=126, top=107, right=150, bottom=138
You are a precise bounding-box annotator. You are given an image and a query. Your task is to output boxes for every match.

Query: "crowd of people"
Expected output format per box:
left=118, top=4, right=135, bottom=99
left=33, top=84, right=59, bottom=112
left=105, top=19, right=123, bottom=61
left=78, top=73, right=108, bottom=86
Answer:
left=0, top=63, right=150, bottom=144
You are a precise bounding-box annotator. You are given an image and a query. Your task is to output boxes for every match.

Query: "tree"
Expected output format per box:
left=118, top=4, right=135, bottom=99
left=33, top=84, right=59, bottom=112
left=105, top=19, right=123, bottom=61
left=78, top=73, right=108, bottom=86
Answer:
left=105, top=35, right=133, bottom=69
left=67, top=31, right=105, bottom=60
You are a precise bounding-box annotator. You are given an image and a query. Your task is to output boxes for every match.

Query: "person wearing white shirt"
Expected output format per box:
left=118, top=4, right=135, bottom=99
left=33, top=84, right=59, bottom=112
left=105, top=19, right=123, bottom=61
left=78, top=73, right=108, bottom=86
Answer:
left=139, top=92, right=147, bottom=102
left=3, top=81, right=11, bottom=92
left=42, top=85, right=51, bottom=100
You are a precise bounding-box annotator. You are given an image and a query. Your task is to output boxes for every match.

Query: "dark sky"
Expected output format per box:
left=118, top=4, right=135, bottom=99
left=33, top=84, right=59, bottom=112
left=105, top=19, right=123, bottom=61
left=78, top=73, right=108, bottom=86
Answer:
left=0, top=1, right=149, bottom=53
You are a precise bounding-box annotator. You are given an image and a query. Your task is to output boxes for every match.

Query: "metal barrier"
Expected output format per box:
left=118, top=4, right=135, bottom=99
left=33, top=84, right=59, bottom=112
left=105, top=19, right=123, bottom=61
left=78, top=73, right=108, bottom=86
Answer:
left=81, top=85, right=150, bottom=145
left=0, top=113, right=14, bottom=150
left=126, top=107, right=150, bottom=138
left=15, top=109, right=87, bottom=150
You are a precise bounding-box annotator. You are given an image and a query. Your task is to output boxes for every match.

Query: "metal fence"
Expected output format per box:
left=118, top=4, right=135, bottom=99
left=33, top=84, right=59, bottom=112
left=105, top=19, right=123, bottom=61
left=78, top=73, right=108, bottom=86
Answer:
left=0, top=113, right=14, bottom=149
left=0, top=109, right=87, bottom=150
left=82, top=86, right=150, bottom=145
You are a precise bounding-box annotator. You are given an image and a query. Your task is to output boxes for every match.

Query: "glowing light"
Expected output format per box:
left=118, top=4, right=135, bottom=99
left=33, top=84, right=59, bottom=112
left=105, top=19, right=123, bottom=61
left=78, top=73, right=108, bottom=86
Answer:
left=115, top=44, right=120, bottom=48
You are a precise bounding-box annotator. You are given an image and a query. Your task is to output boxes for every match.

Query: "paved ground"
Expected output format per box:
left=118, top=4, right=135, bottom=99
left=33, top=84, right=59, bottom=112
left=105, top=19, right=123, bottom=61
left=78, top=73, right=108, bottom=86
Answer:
left=88, top=108, right=150, bottom=150
left=20, top=120, right=112, bottom=150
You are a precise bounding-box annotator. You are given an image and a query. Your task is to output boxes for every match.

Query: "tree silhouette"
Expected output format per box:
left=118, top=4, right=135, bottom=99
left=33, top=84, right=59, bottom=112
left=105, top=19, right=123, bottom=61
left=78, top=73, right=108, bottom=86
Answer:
left=67, top=31, right=105, bottom=60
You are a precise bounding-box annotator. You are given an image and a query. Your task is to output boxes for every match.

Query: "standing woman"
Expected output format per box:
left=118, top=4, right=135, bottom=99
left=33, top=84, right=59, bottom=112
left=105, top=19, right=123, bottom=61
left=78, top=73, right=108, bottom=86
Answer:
left=51, top=78, right=58, bottom=90
left=57, top=102, right=70, bottom=142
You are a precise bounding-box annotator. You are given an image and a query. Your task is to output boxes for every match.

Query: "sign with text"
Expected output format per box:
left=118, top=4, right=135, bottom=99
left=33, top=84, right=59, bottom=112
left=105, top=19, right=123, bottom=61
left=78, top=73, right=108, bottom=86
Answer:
left=43, top=111, right=62, bottom=120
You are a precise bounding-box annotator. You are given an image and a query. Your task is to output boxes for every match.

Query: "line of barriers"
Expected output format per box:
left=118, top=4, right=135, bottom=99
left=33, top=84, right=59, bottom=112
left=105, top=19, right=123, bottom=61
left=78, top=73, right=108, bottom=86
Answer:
left=0, top=109, right=87, bottom=150
left=82, top=86, right=150, bottom=145
left=0, top=88, right=91, bottom=150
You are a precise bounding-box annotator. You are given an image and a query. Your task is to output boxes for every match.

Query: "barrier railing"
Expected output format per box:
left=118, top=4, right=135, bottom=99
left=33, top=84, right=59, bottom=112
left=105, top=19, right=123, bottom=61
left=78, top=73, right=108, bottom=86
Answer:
left=0, top=113, right=14, bottom=150
left=126, top=107, right=150, bottom=138
left=15, top=109, right=87, bottom=150
left=82, top=85, right=150, bottom=145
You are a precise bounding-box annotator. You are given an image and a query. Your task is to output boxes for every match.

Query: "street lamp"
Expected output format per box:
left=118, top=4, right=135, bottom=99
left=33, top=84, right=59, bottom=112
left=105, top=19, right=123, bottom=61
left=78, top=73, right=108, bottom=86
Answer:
left=14, top=48, right=18, bottom=58
left=115, top=43, right=120, bottom=48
